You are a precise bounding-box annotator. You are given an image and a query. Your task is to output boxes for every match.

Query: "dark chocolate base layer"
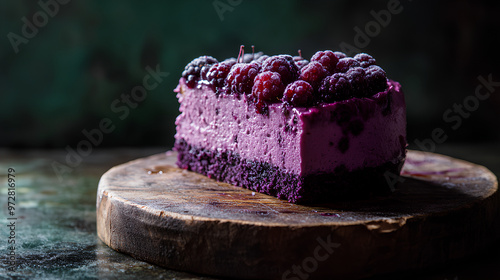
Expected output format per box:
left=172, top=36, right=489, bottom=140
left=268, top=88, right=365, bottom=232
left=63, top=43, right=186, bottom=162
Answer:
left=174, top=139, right=405, bottom=204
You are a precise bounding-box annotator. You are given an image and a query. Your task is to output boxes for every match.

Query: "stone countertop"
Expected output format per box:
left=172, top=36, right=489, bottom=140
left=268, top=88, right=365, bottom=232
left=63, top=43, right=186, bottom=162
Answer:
left=0, top=145, right=499, bottom=280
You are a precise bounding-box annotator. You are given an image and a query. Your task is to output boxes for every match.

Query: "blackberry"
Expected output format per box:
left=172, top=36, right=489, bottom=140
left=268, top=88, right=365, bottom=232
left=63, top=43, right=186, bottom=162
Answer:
left=225, top=62, right=261, bottom=95
left=319, top=73, right=351, bottom=102
left=207, top=62, right=233, bottom=94
left=200, top=64, right=211, bottom=80
left=252, top=71, right=285, bottom=102
left=182, top=56, right=218, bottom=88
left=300, top=61, right=328, bottom=89
left=335, top=58, right=360, bottom=73
left=262, top=55, right=299, bottom=85
left=365, top=65, right=388, bottom=95
left=311, top=50, right=339, bottom=73
left=346, top=67, right=367, bottom=96
left=354, top=53, right=376, bottom=68
left=282, top=80, right=314, bottom=107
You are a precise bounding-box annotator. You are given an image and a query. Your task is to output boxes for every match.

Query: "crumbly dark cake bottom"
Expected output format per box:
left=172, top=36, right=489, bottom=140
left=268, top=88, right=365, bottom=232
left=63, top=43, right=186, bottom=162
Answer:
left=174, top=139, right=405, bottom=204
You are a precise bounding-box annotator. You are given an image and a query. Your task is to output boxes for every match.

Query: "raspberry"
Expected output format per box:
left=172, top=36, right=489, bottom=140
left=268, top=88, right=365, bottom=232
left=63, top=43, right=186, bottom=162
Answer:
left=252, top=71, right=285, bottom=102
left=182, top=56, right=218, bottom=88
left=223, top=58, right=237, bottom=65
left=335, top=58, right=360, bottom=73
left=293, top=55, right=309, bottom=70
left=354, top=53, right=376, bottom=68
left=225, top=62, right=261, bottom=95
left=282, top=80, right=314, bottom=107
left=346, top=67, right=367, bottom=96
left=299, top=61, right=328, bottom=89
left=256, top=55, right=269, bottom=64
left=206, top=62, right=233, bottom=94
left=262, top=55, right=299, bottom=85
left=310, top=50, right=339, bottom=73
left=365, top=65, right=388, bottom=95
left=319, top=73, right=351, bottom=102
left=333, top=51, right=347, bottom=59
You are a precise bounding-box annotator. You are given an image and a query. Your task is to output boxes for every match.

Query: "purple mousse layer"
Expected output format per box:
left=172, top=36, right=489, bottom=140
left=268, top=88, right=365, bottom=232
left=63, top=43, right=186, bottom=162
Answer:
left=175, top=139, right=405, bottom=204
left=174, top=78, right=406, bottom=177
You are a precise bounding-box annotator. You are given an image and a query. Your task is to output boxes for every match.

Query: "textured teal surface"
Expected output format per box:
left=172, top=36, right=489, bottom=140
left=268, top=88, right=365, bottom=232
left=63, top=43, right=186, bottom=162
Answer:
left=0, top=148, right=216, bottom=279
left=0, top=145, right=499, bottom=279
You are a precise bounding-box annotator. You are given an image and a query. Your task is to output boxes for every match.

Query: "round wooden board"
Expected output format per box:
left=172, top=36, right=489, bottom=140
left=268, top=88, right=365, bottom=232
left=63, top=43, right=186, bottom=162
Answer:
left=96, top=150, right=499, bottom=279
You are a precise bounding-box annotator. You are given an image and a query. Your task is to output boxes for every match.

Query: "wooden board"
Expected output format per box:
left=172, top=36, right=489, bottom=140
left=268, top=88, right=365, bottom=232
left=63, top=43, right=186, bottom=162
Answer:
left=96, top=150, right=499, bottom=279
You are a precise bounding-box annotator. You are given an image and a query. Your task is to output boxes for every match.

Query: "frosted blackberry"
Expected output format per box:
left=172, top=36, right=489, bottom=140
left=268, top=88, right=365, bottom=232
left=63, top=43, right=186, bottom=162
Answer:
left=262, top=55, right=299, bottom=85
left=354, top=53, right=376, bottom=68
left=252, top=71, right=285, bottom=102
left=346, top=67, right=367, bottom=96
left=335, top=58, right=360, bottom=73
left=282, top=80, right=314, bottom=107
left=207, top=62, right=233, bottom=94
left=311, top=50, right=339, bottom=73
left=319, top=73, right=351, bottom=102
left=365, top=65, right=388, bottom=94
left=200, top=64, right=211, bottom=80
left=182, top=56, right=218, bottom=88
left=300, top=61, right=328, bottom=89
left=225, top=62, right=261, bottom=95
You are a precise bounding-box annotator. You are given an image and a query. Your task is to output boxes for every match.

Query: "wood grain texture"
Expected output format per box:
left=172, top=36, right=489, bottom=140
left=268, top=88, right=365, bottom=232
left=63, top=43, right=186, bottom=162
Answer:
left=96, top=150, right=499, bottom=279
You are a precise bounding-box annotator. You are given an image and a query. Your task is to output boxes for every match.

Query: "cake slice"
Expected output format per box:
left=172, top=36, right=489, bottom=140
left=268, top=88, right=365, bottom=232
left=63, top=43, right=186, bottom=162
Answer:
left=174, top=49, right=406, bottom=204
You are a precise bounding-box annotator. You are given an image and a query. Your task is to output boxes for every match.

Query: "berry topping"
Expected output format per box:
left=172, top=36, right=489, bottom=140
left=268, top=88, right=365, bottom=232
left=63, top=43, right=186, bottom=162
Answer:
left=223, top=58, right=238, bottom=65
left=335, top=58, right=360, bottom=73
left=282, top=80, right=314, bottom=106
left=182, top=56, right=218, bottom=88
left=225, top=62, right=261, bottom=95
left=180, top=47, right=391, bottom=111
left=345, top=67, right=367, bottom=96
left=299, top=61, right=328, bottom=89
left=262, top=55, right=300, bottom=85
left=365, top=65, right=388, bottom=94
left=207, top=62, right=233, bottom=93
left=333, top=51, right=347, bottom=59
left=293, top=57, right=309, bottom=70
left=319, top=73, right=351, bottom=102
left=200, top=64, right=211, bottom=80
left=310, top=50, right=339, bottom=73
left=256, top=55, right=270, bottom=64
left=293, top=50, right=309, bottom=70
left=252, top=71, right=285, bottom=102
left=354, top=53, right=376, bottom=68
left=243, top=51, right=265, bottom=63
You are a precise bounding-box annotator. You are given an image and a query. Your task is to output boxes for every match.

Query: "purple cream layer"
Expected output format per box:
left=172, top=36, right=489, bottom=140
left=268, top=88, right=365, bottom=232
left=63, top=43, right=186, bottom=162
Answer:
left=174, top=78, right=406, bottom=177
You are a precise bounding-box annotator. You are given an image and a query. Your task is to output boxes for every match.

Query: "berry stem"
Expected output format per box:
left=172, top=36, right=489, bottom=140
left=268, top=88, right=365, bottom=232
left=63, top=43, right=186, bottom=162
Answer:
left=237, top=45, right=245, bottom=63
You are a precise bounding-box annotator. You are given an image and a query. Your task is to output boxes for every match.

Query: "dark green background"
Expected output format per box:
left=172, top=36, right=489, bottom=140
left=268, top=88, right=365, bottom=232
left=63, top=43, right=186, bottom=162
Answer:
left=2, top=0, right=499, bottom=149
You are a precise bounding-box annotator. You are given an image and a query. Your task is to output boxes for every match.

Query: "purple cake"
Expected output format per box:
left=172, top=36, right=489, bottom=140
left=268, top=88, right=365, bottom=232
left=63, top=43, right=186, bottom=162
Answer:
left=174, top=49, right=406, bottom=204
